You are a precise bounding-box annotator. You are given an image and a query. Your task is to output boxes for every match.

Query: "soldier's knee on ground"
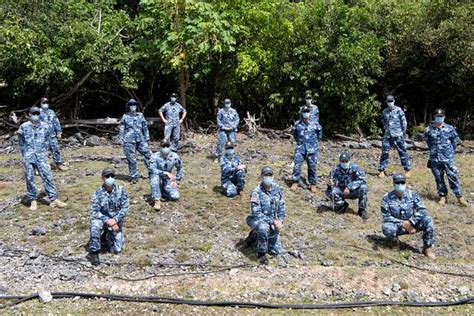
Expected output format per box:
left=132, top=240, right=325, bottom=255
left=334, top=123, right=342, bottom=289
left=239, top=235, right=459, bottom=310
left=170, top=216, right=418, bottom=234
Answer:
left=168, top=190, right=180, bottom=201
left=382, top=223, right=397, bottom=237
left=256, top=223, right=270, bottom=235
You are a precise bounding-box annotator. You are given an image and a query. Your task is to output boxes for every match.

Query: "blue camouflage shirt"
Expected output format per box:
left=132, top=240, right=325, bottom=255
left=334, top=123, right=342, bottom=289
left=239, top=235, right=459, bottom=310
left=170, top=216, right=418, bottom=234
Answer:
left=90, top=184, right=129, bottom=224
left=217, top=108, right=239, bottom=131
left=17, top=121, right=52, bottom=159
left=248, top=183, right=287, bottom=224
left=423, top=123, right=460, bottom=163
left=159, top=102, right=186, bottom=124
left=119, top=112, right=150, bottom=143
left=330, top=163, right=367, bottom=191
left=382, top=106, right=407, bottom=138
left=381, top=190, right=427, bottom=226
left=151, top=151, right=184, bottom=183
left=293, top=119, right=322, bottom=154
left=39, top=109, right=62, bottom=135
left=220, top=154, right=242, bottom=183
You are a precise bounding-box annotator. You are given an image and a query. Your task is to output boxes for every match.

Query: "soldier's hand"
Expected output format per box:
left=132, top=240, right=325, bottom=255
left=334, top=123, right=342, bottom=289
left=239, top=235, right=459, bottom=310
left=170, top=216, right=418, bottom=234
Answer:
left=237, top=164, right=246, bottom=170
left=179, top=119, right=184, bottom=124
left=327, top=178, right=334, bottom=186
left=165, top=172, right=176, bottom=181
left=163, top=119, right=169, bottom=124
left=343, top=188, right=350, bottom=198
left=274, top=219, right=283, bottom=232
left=111, top=223, right=120, bottom=232
left=402, top=220, right=416, bottom=234
left=106, top=218, right=117, bottom=227
left=57, top=133, right=62, bottom=139
left=171, top=181, right=178, bottom=189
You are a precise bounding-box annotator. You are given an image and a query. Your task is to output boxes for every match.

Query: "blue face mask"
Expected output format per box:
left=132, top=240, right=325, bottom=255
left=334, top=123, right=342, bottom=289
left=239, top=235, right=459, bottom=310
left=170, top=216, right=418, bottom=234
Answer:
left=302, top=112, right=310, bottom=119
left=41, top=103, right=49, bottom=110
left=306, top=99, right=312, bottom=105
left=161, top=147, right=171, bottom=156
left=170, top=97, right=177, bottom=103
left=387, top=101, right=395, bottom=108
left=340, top=162, right=350, bottom=169
left=224, top=102, right=231, bottom=109
left=262, top=176, right=273, bottom=186
left=31, top=115, right=40, bottom=122
left=394, top=183, right=406, bottom=193
left=129, top=105, right=137, bottom=112
left=434, top=116, right=445, bottom=124
left=225, top=149, right=234, bottom=155
left=104, top=177, right=115, bottom=187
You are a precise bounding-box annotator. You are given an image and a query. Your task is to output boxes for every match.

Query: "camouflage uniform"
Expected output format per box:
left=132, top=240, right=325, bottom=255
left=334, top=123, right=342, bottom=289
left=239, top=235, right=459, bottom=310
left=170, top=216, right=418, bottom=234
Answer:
left=424, top=123, right=463, bottom=197
left=89, top=184, right=129, bottom=253
left=39, top=108, right=63, bottom=166
left=220, top=153, right=246, bottom=197
left=119, top=112, right=153, bottom=180
left=215, top=108, right=240, bottom=159
left=150, top=151, right=184, bottom=201
left=378, top=106, right=411, bottom=171
left=246, top=183, right=287, bottom=255
left=325, top=162, right=368, bottom=212
left=18, top=121, right=58, bottom=202
left=292, top=119, right=323, bottom=185
left=381, top=190, right=434, bottom=247
left=159, top=102, right=186, bottom=151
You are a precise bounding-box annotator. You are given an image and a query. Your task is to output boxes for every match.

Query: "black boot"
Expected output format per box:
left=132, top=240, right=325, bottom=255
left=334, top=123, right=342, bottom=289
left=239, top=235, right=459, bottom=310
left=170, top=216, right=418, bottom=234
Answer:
left=86, top=251, right=100, bottom=266
left=257, top=253, right=269, bottom=265
left=358, top=209, right=368, bottom=220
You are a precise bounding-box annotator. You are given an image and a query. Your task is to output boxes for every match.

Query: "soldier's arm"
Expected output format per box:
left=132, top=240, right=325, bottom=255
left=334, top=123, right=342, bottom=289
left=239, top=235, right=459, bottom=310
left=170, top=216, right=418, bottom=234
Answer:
left=317, top=123, right=323, bottom=141
left=179, top=104, right=187, bottom=120
left=250, top=191, right=264, bottom=220
left=113, top=188, right=129, bottom=223
left=423, top=128, right=430, bottom=147
left=409, top=192, right=427, bottom=226
left=292, top=123, right=298, bottom=140
left=52, top=112, right=62, bottom=135
left=17, top=127, right=25, bottom=155
left=277, top=191, right=287, bottom=223
left=451, top=127, right=461, bottom=150
left=150, top=155, right=164, bottom=178
left=90, top=192, right=108, bottom=223
left=175, top=157, right=184, bottom=183
left=221, top=159, right=236, bottom=178
left=216, top=110, right=224, bottom=130
left=400, top=110, right=407, bottom=133
left=141, top=115, right=150, bottom=142
left=381, top=196, right=402, bottom=224
left=233, top=111, right=240, bottom=131
left=118, top=115, right=125, bottom=143
left=347, top=167, right=367, bottom=190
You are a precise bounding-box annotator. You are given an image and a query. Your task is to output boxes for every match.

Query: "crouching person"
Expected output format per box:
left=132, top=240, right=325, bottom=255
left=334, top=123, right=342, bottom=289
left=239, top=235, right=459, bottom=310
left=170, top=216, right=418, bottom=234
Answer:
left=381, top=173, right=435, bottom=259
left=87, top=168, right=129, bottom=266
left=220, top=142, right=246, bottom=197
left=245, top=167, right=286, bottom=265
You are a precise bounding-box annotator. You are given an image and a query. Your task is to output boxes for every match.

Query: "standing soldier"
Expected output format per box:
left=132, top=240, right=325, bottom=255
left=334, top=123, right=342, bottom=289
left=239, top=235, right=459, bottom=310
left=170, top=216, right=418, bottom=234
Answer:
left=18, top=106, right=67, bottom=210
left=326, top=152, right=368, bottom=219
left=215, top=98, right=240, bottom=162
left=245, top=167, right=286, bottom=265
left=118, top=99, right=153, bottom=183
left=149, top=141, right=184, bottom=211
left=220, top=142, right=246, bottom=197
left=87, top=168, right=129, bottom=266
left=39, top=97, right=67, bottom=171
left=377, top=95, right=411, bottom=178
left=424, top=109, right=468, bottom=206
left=291, top=106, right=322, bottom=193
left=159, top=93, right=187, bottom=151
left=300, top=94, right=319, bottom=125
left=381, top=173, right=435, bottom=259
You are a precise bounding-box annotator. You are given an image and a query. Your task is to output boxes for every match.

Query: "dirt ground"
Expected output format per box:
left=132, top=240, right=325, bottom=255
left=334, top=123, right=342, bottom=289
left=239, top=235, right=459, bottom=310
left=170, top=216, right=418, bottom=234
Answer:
left=0, top=132, right=472, bottom=313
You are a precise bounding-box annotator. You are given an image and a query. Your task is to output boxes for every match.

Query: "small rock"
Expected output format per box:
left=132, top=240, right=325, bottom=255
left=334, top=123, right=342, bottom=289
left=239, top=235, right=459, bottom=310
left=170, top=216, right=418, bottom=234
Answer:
left=85, top=135, right=102, bottom=146
left=457, top=286, right=470, bottom=295
left=38, top=290, right=53, bottom=303
left=28, top=250, right=40, bottom=259
left=31, top=226, right=47, bottom=235
left=74, top=132, right=84, bottom=141
left=229, top=268, right=239, bottom=276
left=392, top=283, right=401, bottom=292
left=319, top=258, right=334, bottom=267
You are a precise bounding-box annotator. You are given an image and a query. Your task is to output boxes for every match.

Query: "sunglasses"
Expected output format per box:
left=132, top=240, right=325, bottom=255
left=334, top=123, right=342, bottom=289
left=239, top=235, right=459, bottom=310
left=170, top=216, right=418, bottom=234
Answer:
left=394, top=181, right=406, bottom=185
left=104, top=174, right=115, bottom=178
left=31, top=112, right=40, bottom=116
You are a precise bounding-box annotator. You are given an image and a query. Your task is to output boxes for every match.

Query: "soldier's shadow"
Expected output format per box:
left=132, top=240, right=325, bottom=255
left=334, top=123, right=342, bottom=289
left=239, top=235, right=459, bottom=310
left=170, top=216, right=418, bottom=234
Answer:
left=366, top=233, right=421, bottom=254
left=115, top=174, right=132, bottom=181
left=418, top=191, right=439, bottom=202
left=235, top=238, right=258, bottom=262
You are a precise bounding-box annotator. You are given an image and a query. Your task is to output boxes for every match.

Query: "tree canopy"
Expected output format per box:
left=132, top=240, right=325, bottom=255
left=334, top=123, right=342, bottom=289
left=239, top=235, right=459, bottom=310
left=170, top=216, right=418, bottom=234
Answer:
left=1, top=0, right=472, bottom=136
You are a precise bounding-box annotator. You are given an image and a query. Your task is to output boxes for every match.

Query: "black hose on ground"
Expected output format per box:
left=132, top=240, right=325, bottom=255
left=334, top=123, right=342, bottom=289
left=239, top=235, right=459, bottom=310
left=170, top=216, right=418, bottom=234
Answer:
left=0, top=292, right=472, bottom=310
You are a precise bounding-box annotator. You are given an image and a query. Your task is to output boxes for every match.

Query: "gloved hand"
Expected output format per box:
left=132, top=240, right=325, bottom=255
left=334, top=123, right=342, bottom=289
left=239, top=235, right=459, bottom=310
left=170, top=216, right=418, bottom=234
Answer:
left=402, top=220, right=416, bottom=234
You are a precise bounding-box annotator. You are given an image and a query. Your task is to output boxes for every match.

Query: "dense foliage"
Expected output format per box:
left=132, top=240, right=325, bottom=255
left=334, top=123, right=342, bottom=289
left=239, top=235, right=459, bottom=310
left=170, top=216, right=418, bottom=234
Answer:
left=1, top=0, right=472, bottom=136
